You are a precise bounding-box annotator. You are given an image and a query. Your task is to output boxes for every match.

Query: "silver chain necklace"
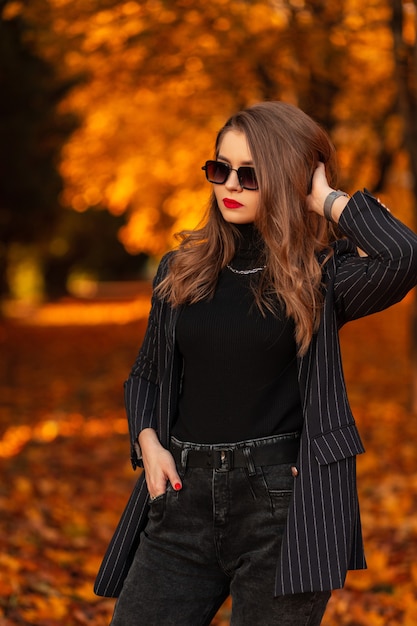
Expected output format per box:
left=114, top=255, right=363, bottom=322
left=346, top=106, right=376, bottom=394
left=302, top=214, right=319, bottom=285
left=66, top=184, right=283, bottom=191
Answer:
left=226, top=264, right=266, bottom=275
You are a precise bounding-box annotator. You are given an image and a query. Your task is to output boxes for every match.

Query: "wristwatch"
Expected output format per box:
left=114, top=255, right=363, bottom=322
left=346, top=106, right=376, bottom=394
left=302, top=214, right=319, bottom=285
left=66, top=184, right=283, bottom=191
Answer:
left=323, top=190, right=349, bottom=223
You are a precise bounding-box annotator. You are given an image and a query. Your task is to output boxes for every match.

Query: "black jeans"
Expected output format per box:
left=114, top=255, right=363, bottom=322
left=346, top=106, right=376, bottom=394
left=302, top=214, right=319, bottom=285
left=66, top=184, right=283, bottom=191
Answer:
left=111, top=434, right=331, bottom=625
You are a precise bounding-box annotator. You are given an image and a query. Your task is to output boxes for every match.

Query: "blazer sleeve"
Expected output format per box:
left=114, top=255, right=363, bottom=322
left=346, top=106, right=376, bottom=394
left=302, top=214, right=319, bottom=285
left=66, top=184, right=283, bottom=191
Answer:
left=124, top=253, right=172, bottom=469
left=332, top=190, right=417, bottom=324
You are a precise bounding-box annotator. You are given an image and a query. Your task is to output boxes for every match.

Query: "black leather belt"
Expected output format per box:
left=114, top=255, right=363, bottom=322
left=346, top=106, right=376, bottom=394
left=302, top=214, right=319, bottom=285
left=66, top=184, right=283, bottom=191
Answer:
left=170, top=436, right=300, bottom=471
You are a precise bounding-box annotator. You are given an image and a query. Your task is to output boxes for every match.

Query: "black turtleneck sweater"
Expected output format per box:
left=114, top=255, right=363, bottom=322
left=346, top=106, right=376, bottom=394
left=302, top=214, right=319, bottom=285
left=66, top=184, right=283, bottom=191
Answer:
left=172, top=224, right=303, bottom=444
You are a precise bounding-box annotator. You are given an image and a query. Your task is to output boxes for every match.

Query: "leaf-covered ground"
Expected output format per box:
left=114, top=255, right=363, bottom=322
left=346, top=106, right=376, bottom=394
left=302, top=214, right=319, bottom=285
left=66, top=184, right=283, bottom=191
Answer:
left=1, top=293, right=417, bottom=625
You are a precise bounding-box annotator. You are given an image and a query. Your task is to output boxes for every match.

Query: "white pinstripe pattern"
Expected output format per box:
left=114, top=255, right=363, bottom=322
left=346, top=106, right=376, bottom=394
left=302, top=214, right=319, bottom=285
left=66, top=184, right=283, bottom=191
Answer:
left=94, top=191, right=417, bottom=598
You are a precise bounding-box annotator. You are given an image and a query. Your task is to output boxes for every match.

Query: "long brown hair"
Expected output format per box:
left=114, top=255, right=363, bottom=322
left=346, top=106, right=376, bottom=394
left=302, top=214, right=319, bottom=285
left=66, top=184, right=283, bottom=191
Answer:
left=156, top=101, right=339, bottom=355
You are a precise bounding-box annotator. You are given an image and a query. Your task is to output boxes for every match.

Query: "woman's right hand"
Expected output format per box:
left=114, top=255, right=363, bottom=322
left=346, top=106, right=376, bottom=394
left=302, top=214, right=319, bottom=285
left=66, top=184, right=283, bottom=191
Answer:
left=138, top=428, right=182, bottom=499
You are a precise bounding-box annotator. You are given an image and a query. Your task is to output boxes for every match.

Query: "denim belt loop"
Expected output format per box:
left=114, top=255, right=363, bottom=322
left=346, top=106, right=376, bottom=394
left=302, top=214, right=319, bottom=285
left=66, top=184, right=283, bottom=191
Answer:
left=180, top=447, right=189, bottom=469
left=242, top=447, right=256, bottom=476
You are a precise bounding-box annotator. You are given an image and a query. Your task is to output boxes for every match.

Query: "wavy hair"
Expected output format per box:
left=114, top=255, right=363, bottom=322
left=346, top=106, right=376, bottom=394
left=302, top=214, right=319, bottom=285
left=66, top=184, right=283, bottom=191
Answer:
left=156, top=101, right=339, bottom=355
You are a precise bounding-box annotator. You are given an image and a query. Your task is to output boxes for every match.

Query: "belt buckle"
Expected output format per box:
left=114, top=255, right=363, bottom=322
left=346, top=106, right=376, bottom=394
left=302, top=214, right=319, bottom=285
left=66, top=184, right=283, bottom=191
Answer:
left=216, top=448, right=234, bottom=471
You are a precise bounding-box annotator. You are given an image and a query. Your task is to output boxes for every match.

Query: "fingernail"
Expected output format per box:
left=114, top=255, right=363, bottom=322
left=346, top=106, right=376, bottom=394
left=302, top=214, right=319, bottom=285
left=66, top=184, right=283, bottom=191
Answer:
left=174, top=482, right=182, bottom=491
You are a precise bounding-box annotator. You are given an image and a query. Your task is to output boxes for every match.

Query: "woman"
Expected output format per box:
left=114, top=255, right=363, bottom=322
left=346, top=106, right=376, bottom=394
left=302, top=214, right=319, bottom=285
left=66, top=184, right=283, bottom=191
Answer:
left=95, top=102, right=417, bottom=625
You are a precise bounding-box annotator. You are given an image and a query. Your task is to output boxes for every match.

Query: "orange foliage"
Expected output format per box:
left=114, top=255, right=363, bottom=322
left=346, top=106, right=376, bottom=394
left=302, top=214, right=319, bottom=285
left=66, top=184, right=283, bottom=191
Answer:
left=7, top=0, right=415, bottom=259
left=1, top=291, right=417, bottom=624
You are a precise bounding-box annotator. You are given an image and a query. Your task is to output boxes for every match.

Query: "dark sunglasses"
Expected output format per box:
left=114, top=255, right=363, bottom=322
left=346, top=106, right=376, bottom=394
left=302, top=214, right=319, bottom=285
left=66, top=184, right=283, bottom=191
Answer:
left=201, top=160, right=258, bottom=191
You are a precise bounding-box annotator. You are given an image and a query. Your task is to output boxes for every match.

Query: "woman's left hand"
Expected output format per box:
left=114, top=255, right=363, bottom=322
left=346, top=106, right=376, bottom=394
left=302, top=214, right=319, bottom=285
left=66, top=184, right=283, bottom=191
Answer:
left=306, top=162, right=349, bottom=223
left=306, top=163, right=333, bottom=215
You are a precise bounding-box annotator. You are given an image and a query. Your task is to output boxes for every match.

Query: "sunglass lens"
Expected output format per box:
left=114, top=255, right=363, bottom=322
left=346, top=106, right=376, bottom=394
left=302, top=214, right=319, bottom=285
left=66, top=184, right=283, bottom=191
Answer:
left=205, top=161, right=229, bottom=184
left=239, top=167, right=258, bottom=190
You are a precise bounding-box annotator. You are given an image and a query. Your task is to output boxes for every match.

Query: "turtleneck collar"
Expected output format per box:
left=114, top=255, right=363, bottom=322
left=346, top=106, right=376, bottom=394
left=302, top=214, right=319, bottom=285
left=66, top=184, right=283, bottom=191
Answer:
left=232, top=223, right=265, bottom=268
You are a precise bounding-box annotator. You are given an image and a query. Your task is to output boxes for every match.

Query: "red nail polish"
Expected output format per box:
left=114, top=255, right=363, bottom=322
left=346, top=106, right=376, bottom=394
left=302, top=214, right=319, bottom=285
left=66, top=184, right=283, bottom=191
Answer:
left=174, top=483, right=182, bottom=491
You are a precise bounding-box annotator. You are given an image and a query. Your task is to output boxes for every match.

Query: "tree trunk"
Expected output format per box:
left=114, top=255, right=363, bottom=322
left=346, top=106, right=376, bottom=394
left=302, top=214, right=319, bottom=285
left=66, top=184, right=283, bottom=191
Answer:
left=391, top=0, right=417, bottom=413
left=0, top=245, right=11, bottom=314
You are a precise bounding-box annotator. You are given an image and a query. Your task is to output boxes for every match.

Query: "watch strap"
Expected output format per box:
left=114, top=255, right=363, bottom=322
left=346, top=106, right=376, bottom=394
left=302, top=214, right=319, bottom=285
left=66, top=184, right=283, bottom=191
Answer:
left=323, top=190, right=349, bottom=223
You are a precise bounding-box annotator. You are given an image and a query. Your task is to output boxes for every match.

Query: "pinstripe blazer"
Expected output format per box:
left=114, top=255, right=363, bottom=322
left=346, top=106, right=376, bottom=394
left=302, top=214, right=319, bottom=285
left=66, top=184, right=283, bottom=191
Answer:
left=94, top=190, right=417, bottom=598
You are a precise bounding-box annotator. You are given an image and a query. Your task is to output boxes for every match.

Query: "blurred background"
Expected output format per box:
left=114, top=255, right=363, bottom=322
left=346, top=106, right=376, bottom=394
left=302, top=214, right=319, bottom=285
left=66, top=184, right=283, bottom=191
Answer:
left=1, top=0, right=417, bottom=624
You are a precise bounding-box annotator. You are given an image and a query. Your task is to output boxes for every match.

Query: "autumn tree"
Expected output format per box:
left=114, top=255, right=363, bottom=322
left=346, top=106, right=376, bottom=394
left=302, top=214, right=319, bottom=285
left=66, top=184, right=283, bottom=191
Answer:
left=54, top=0, right=300, bottom=257
left=3, top=0, right=416, bottom=306
left=51, top=0, right=407, bottom=255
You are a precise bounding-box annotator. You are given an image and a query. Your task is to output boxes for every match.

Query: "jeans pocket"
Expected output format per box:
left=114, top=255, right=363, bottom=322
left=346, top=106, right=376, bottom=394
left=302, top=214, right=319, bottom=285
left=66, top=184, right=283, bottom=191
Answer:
left=260, top=464, right=294, bottom=517
left=149, top=493, right=165, bottom=504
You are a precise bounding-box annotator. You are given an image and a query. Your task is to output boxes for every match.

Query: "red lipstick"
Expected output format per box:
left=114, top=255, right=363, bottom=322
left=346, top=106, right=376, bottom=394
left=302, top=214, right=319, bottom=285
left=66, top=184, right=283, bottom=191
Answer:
left=223, top=198, right=243, bottom=209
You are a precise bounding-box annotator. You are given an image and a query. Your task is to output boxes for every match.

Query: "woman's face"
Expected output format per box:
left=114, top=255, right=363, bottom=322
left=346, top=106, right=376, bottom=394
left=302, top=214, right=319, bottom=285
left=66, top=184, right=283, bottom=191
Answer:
left=214, top=130, right=260, bottom=224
